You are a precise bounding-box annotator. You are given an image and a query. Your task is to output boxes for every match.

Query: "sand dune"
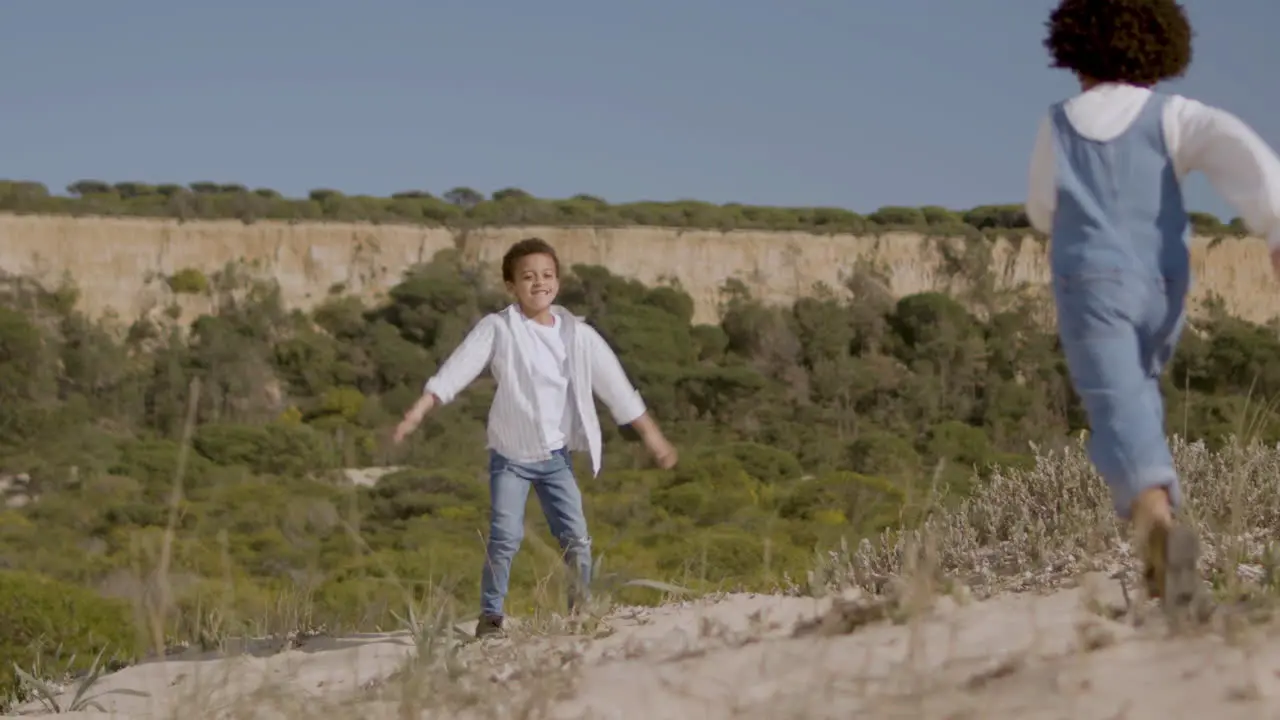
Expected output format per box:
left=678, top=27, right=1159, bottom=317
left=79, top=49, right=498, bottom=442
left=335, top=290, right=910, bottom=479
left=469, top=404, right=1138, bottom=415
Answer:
left=7, top=575, right=1277, bottom=719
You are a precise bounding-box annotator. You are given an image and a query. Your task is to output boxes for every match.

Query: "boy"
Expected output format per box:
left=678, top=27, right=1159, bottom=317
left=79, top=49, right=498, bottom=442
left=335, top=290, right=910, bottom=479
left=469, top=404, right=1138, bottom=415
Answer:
left=392, top=237, right=678, bottom=637
left=1027, top=0, right=1280, bottom=610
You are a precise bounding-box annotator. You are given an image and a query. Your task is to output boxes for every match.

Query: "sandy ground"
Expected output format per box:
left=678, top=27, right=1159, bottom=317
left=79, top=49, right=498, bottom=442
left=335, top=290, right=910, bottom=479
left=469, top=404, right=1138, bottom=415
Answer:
left=7, top=574, right=1280, bottom=719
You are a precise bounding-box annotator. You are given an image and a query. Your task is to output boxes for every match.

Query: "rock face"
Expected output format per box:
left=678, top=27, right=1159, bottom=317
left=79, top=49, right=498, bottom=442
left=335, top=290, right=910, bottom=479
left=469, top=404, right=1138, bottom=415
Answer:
left=0, top=473, right=33, bottom=508
left=0, top=213, right=1271, bottom=325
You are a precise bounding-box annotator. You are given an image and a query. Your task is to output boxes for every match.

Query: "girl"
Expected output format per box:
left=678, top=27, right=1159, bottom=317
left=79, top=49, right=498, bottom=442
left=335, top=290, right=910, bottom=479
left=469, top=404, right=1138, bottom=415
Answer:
left=1027, top=0, right=1280, bottom=610
left=392, top=237, right=678, bottom=637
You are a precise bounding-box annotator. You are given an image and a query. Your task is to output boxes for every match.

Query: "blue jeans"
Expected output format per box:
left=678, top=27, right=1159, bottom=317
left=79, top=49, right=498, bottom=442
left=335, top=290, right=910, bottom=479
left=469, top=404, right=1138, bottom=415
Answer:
left=480, top=448, right=593, bottom=618
left=1054, top=271, right=1187, bottom=519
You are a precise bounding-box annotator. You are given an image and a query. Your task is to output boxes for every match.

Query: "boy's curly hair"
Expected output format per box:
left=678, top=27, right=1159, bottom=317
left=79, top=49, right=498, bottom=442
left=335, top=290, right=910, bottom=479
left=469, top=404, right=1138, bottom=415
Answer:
left=1044, top=0, right=1193, bottom=86
left=501, top=237, right=560, bottom=283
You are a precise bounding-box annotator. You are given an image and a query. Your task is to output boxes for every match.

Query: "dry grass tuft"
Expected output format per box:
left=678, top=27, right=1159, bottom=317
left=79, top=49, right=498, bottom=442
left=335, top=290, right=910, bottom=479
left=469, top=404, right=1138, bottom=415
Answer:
left=813, top=434, right=1280, bottom=606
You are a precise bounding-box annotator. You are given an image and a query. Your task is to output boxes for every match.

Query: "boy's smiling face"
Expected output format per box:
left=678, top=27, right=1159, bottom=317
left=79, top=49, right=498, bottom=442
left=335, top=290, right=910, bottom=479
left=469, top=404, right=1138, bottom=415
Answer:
left=506, top=252, right=559, bottom=316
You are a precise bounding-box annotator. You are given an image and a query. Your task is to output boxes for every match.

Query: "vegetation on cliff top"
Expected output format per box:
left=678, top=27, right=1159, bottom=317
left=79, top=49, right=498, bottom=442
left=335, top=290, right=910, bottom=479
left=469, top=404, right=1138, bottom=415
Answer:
left=1, top=240, right=1278, bottom=700
left=0, top=178, right=1251, bottom=238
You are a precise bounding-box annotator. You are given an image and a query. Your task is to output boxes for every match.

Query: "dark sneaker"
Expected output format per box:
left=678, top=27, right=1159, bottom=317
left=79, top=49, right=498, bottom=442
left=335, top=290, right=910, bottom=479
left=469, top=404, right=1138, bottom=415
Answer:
left=1161, top=523, right=1201, bottom=611
left=1142, top=520, right=1201, bottom=612
left=567, top=583, right=591, bottom=617
left=1141, top=521, right=1169, bottom=600
left=475, top=614, right=504, bottom=639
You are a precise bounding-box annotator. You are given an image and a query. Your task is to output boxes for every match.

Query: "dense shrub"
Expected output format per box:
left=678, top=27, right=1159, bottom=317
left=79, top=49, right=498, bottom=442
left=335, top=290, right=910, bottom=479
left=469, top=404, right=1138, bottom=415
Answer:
left=0, top=179, right=1246, bottom=237
left=167, top=269, right=208, bottom=295
left=0, top=570, right=140, bottom=698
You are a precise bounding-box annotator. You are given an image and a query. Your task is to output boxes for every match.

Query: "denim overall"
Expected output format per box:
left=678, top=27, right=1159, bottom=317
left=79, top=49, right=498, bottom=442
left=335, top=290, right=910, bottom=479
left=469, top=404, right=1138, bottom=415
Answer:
left=1049, top=91, right=1190, bottom=519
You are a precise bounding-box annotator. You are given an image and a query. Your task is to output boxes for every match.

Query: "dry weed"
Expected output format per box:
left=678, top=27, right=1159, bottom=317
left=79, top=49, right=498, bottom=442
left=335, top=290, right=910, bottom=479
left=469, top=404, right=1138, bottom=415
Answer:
left=816, top=435, right=1280, bottom=606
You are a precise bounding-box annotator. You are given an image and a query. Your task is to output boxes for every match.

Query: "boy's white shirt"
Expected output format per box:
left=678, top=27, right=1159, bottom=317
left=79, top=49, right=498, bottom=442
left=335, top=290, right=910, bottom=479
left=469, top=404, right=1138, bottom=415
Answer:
left=1026, top=82, right=1280, bottom=251
left=517, top=312, right=571, bottom=452
left=423, top=304, right=647, bottom=477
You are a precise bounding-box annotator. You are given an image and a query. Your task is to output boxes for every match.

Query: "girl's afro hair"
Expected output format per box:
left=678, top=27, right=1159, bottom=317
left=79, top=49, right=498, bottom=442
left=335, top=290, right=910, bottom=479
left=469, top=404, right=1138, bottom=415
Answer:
left=1044, top=0, right=1192, bottom=86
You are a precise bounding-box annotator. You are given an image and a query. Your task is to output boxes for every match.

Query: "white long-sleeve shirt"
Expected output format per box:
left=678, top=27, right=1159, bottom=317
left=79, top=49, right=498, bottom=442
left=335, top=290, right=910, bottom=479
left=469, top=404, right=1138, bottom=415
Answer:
left=1026, top=83, right=1280, bottom=251
left=523, top=312, right=571, bottom=451
left=424, top=304, right=647, bottom=477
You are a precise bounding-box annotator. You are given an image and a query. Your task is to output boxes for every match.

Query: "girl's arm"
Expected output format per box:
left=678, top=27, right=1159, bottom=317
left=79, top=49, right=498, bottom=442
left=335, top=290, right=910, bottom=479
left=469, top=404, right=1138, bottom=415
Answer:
left=1170, top=97, right=1280, bottom=255
left=1025, top=115, right=1056, bottom=236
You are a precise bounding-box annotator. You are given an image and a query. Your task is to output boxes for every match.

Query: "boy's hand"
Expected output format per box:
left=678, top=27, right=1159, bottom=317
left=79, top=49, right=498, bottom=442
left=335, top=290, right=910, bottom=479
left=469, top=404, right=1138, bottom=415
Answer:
left=627, top=412, right=677, bottom=469
left=1272, top=248, right=1280, bottom=280
left=392, top=394, right=437, bottom=444
left=645, top=433, right=678, bottom=469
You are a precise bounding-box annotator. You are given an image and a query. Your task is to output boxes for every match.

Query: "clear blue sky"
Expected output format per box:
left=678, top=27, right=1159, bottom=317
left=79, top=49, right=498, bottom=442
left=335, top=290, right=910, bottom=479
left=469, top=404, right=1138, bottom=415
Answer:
left=1, top=0, right=1275, bottom=219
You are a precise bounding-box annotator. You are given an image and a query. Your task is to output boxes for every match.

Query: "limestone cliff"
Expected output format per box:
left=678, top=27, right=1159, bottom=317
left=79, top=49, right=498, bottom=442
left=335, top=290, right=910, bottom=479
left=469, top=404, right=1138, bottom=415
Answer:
left=0, top=214, right=1272, bottom=326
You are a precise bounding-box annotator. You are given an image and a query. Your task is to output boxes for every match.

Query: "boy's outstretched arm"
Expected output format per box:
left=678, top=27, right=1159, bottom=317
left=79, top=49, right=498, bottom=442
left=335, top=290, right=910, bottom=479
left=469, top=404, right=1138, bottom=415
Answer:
left=582, top=325, right=677, bottom=469
left=393, top=316, right=497, bottom=443
left=1173, top=99, right=1280, bottom=277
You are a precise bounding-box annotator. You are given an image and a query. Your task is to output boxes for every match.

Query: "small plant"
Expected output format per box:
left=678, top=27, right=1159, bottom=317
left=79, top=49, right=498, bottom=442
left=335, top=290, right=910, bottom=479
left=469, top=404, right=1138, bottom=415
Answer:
left=389, top=587, right=469, bottom=673
left=167, top=267, right=209, bottom=294
left=13, top=647, right=149, bottom=714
